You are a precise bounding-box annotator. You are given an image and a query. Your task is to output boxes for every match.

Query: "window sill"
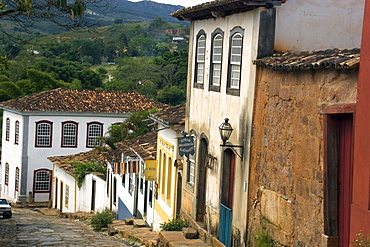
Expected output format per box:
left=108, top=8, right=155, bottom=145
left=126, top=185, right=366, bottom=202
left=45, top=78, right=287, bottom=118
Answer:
left=226, top=88, right=240, bottom=96
left=193, top=82, right=204, bottom=89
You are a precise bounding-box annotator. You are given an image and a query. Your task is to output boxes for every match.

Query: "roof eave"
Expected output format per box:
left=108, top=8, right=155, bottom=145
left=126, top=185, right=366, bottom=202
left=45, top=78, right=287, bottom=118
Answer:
left=171, top=0, right=282, bottom=21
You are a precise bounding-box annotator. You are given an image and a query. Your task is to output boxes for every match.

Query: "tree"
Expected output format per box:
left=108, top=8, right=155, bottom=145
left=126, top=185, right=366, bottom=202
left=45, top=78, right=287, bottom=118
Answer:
left=156, top=85, right=185, bottom=106
left=100, top=109, right=157, bottom=149
left=0, top=0, right=111, bottom=41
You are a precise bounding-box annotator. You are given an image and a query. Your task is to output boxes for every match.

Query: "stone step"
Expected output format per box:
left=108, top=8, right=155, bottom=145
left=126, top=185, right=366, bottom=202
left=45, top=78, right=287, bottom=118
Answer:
left=133, top=219, right=147, bottom=227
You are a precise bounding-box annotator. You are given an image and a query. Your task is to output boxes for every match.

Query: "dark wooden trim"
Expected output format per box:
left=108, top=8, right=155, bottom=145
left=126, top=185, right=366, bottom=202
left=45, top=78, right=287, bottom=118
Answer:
left=321, top=103, right=356, bottom=114
left=35, top=120, right=53, bottom=148
left=61, top=121, right=79, bottom=148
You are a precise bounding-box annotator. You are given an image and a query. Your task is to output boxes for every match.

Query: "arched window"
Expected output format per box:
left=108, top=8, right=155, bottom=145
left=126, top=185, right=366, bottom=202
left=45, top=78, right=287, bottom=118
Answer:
left=5, top=163, right=9, bottom=186
left=35, top=120, right=53, bottom=147
left=195, top=30, right=206, bottom=88
left=61, top=121, right=78, bottom=148
left=210, top=29, right=224, bottom=91
left=227, top=27, right=244, bottom=95
left=5, top=118, right=10, bottom=141
left=86, top=122, right=103, bottom=148
left=15, top=167, right=20, bottom=191
left=14, top=121, right=19, bottom=145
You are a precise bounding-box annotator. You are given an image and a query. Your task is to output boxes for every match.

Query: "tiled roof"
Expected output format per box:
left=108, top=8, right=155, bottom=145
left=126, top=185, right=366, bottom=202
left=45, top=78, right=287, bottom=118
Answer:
left=253, top=48, right=360, bottom=71
left=48, top=148, right=121, bottom=177
left=115, top=131, right=157, bottom=161
left=150, top=103, right=185, bottom=126
left=171, top=0, right=283, bottom=21
left=0, top=88, right=168, bottom=114
left=49, top=132, right=157, bottom=175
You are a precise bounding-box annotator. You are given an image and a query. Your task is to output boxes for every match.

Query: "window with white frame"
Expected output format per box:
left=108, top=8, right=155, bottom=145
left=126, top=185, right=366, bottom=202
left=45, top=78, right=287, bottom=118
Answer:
left=34, top=170, right=51, bottom=192
left=227, top=27, right=244, bottom=95
left=14, top=121, right=19, bottom=145
left=5, top=118, right=10, bottom=141
left=187, top=134, right=196, bottom=185
left=35, top=120, right=53, bottom=147
left=15, top=167, right=19, bottom=191
left=210, top=29, right=224, bottom=90
left=86, top=122, right=103, bottom=147
left=195, top=30, right=206, bottom=87
left=62, top=121, right=78, bottom=148
left=5, top=163, right=9, bottom=186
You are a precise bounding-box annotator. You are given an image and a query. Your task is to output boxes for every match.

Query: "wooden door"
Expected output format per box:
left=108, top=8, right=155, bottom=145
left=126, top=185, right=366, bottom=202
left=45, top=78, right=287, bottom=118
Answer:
left=196, top=138, right=208, bottom=223
left=338, top=114, right=353, bottom=247
left=219, top=149, right=235, bottom=247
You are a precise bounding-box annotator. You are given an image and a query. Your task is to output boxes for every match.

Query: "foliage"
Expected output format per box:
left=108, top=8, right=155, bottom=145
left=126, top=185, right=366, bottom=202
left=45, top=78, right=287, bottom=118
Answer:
left=0, top=0, right=110, bottom=42
left=0, top=81, right=22, bottom=99
left=156, top=85, right=185, bottom=106
left=254, top=229, right=275, bottom=247
left=90, top=209, right=115, bottom=231
left=71, top=161, right=106, bottom=188
left=100, top=109, right=157, bottom=149
left=351, top=231, right=370, bottom=246
left=160, top=219, right=189, bottom=231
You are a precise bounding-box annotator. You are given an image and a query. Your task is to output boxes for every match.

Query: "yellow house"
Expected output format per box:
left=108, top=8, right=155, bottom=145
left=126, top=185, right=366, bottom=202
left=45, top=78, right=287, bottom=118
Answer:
left=149, top=103, right=185, bottom=231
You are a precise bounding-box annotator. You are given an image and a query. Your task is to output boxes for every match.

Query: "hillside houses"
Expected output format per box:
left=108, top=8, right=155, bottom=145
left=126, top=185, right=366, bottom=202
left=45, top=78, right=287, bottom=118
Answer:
left=1, top=0, right=370, bottom=246
left=0, top=88, right=166, bottom=203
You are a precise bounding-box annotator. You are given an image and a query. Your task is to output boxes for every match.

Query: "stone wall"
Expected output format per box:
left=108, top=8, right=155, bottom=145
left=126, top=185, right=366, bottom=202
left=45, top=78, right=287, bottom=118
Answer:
left=247, top=67, right=358, bottom=246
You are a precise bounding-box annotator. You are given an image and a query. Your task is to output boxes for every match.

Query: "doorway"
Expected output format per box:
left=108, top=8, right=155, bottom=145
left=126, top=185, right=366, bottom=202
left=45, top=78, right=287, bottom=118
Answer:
left=91, top=179, right=96, bottom=211
left=196, top=138, right=208, bottom=223
left=324, top=113, right=354, bottom=247
left=219, top=149, right=235, bottom=247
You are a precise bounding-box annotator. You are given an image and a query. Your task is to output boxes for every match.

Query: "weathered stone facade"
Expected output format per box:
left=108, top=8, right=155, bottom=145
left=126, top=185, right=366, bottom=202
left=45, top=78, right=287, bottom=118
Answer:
left=247, top=67, right=358, bottom=246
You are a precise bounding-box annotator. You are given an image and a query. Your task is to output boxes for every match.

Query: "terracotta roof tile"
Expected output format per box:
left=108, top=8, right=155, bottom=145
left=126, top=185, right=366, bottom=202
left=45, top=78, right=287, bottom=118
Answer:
left=171, top=0, right=283, bottom=21
left=150, top=103, right=185, bottom=126
left=0, top=88, right=168, bottom=114
left=253, top=48, right=360, bottom=71
left=114, top=131, right=157, bottom=161
left=48, top=148, right=120, bottom=177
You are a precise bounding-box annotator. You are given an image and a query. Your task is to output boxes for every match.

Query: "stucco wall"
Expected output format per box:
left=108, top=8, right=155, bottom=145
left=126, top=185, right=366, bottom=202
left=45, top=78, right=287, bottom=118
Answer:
left=247, top=67, right=358, bottom=246
left=183, top=8, right=263, bottom=246
left=275, top=0, right=364, bottom=51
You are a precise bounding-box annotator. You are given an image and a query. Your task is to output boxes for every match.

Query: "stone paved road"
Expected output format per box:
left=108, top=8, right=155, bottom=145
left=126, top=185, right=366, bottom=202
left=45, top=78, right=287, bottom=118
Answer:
left=0, top=208, right=129, bottom=247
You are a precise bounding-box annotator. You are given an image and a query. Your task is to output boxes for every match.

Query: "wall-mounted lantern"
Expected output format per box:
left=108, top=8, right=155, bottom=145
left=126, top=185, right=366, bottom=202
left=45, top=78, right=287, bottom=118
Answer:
left=218, top=118, right=244, bottom=160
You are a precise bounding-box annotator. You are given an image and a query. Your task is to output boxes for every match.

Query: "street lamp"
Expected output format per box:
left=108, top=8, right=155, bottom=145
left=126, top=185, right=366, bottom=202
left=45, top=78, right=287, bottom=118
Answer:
left=218, top=118, right=244, bottom=160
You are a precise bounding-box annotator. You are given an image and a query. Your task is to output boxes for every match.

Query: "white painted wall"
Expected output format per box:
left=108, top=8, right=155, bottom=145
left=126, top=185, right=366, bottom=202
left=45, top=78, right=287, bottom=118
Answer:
left=1, top=110, right=127, bottom=202
left=275, top=0, right=365, bottom=51
left=53, top=163, right=76, bottom=213
left=188, top=9, right=258, bottom=210
left=1, top=111, right=24, bottom=202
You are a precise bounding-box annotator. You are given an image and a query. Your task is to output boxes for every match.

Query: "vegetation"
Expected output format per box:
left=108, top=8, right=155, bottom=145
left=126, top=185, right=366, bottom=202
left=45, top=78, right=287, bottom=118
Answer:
left=0, top=0, right=111, bottom=42
left=254, top=229, right=275, bottom=247
left=90, top=209, right=115, bottom=231
left=160, top=219, right=189, bottom=231
left=351, top=231, right=370, bottom=246
left=71, top=161, right=106, bottom=188
left=99, top=109, right=157, bottom=149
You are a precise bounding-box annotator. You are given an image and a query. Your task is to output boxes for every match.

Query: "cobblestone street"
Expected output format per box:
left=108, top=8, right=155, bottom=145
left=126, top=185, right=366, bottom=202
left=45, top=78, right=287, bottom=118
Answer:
left=0, top=208, right=129, bottom=246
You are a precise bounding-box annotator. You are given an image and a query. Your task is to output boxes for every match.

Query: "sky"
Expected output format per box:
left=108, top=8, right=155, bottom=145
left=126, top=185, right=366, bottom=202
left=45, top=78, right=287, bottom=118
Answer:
left=129, top=0, right=209, bottom=7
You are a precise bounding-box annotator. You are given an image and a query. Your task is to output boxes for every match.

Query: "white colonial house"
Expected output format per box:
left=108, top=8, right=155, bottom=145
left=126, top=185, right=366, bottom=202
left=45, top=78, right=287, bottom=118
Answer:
left=171, top=0, right=364, bottom=246
left=0, top=88, right=166, bottom=203
left=48, top=149, right=116, bottom=213
left=149, top=103, right=185, bottom=231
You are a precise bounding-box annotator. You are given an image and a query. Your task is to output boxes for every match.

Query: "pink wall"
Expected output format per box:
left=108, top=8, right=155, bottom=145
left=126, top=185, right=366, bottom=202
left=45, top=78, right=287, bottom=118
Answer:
left=351, top=0, right=370, bottom=240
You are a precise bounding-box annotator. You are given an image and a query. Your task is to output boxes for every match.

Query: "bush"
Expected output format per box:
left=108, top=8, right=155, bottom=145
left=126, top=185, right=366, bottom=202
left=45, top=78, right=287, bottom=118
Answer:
left=160, top=219, right=189, bottom=231
left=90, top=209, right=115, bottom=231
left=351, top=231, right=370, bottom=246
left=254, top=229, right=275, bottom=247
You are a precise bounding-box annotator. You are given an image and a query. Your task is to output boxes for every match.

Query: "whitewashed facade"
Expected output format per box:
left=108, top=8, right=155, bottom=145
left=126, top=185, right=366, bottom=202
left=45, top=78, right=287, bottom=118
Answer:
left=0, top=89, right=166, bottom=203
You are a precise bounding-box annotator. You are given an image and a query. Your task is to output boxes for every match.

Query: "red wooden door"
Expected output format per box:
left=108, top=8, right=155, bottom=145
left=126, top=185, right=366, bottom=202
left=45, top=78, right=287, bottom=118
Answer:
left=338, top=114, right=353, bottom=247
